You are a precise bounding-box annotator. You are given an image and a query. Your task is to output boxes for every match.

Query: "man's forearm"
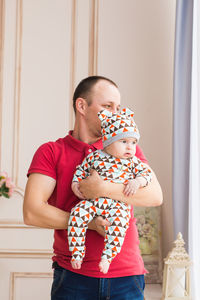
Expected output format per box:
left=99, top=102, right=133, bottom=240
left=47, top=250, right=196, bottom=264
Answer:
left=101, top=172, right=162, bottom=206
left=23, top=173, right=102, bottom=231
left=24, top=201, right=101, bottom=231
left=79, top=170, right=163, bottom=207
left=23, top=174, right=70, bottom=229
left=23, top=202, right=70, bottom=229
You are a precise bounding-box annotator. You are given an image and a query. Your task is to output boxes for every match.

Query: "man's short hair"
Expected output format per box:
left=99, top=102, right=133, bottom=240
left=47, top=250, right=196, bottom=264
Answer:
left=73, top=76, right=118, bottom=113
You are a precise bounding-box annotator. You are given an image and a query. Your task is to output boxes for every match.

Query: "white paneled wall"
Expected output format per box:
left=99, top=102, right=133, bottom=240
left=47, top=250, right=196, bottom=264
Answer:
left=0, top=1, right=72, bottom=299
left=0, top=0, right=176, bottom=298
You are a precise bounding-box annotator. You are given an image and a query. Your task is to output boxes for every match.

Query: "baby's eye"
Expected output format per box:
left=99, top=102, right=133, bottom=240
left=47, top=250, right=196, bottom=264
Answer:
left=121, top=140, right=126, bottom=143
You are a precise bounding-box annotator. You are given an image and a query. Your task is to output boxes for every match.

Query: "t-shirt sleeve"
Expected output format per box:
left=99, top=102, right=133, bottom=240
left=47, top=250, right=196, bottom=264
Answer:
left=27, top=143, right=57, bottom=180
left=135, top=145, right=148, bottom=165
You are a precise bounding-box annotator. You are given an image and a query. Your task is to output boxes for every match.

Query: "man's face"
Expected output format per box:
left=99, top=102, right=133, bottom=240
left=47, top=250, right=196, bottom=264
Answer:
left=85, top=80, right=121, bottom=138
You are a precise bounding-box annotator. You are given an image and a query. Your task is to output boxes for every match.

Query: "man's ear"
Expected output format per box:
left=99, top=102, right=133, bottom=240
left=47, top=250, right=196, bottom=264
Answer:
left=75, top=98, right=87, bottom=115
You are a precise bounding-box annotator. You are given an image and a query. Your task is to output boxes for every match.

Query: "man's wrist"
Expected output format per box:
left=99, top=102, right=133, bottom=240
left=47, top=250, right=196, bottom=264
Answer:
left=97, top=180, right=110, bottom=198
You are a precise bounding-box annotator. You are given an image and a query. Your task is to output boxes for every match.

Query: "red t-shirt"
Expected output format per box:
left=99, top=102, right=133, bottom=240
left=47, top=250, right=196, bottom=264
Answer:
left=28, top=132, right=148, bottom=278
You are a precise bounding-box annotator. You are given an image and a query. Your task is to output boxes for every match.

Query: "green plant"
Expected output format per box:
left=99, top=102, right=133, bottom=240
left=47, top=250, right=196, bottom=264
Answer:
left=0, top=172, right=15, bottom=198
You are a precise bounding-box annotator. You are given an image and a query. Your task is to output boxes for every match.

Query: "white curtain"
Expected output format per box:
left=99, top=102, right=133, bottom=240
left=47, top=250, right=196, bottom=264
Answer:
left=188, top=0, right=200, bottom=298
left=173, top=0, right=200, bottom=297
left=173, top=0, right=193, bottom=247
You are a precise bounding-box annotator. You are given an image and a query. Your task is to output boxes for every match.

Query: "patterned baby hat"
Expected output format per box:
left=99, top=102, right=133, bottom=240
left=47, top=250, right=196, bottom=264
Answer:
left=98, top=108, right=140, bottom=148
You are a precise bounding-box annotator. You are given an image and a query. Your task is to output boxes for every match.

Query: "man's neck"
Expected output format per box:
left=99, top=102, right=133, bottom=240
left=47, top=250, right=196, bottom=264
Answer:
left=72, top=122, right=101, bottom=145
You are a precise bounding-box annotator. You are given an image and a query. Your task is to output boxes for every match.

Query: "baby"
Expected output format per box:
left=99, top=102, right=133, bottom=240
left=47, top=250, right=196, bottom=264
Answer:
left=68, top=108, right=152, bottom=274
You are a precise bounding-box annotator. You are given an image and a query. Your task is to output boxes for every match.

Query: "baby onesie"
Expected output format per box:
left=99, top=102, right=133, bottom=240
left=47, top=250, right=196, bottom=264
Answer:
left=68, top=149, right=152, bottom=263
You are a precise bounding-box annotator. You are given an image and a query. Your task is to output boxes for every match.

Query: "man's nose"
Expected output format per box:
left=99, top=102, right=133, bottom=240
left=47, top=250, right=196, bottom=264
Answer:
left=110, top=106, right=118, bottom=113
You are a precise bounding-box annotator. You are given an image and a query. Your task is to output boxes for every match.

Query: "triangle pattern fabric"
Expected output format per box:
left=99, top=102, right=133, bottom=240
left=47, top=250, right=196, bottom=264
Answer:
left=69, top=143, right=152, bottom=268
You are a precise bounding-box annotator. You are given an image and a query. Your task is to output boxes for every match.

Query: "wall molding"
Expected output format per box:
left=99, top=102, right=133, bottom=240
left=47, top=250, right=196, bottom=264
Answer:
left=67, top=0, right=99, bottom=129
left=12, top=0, right=23, bottom=194
left=13, top=187, right=24, bottom=197
left=10, top=272, right=53, bottom=300
left=0, top=248, right=53, bottom=258
left=0, top=219, right=48, bottom=228
left=88, top=0, right=99, bottom=75
left=68, top=0, right=77, bottom=131
left=0, top=0, right=5, bottom=170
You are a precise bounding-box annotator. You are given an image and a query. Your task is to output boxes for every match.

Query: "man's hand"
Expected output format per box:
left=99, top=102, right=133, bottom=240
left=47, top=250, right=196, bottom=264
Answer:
left=88, top=216, right=111, bottom=237
left=79, top=170, right=103, bottom=199
left=71, top=182, right=85, bottom=199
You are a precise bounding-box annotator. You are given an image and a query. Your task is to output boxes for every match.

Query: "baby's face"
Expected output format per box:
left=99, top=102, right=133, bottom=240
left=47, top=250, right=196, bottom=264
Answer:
left=104, top=137, right=137, bottom=159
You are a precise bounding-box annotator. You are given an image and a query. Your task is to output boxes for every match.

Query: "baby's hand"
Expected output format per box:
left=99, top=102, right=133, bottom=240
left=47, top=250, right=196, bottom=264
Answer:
left=123, top=179, right=140, bottom=196
left=71, top=182, right=85, bottom=199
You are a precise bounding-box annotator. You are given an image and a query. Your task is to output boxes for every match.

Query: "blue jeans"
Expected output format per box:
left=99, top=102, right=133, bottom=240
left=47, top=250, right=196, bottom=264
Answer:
left=51, top=264, right=145, bottom=300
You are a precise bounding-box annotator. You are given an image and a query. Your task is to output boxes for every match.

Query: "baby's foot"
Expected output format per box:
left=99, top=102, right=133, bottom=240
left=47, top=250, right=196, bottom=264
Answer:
left=71, top=260, right=82, bottom=269
left=99, top=259, right=110, bottom=274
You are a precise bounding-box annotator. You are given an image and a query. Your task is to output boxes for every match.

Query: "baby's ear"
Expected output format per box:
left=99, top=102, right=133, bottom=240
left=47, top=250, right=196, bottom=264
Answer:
left=98, top=109, right=113, bottom=121
left=121, top=108, right=134, bottom=118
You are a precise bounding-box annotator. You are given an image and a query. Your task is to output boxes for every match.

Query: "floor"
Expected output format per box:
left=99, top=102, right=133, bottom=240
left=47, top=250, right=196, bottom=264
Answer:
left=144, top=284, right=162, bottom=300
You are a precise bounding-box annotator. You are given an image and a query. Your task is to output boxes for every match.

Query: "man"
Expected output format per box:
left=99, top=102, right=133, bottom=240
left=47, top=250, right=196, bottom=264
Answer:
left=23, top=76, right=163, bottom=300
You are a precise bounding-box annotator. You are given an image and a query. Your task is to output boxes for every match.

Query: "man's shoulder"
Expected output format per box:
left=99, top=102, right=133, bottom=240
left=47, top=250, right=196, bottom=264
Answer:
left=40, top=137, right=63, bottom=149
left=35, top=135, right=69, bottom=157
